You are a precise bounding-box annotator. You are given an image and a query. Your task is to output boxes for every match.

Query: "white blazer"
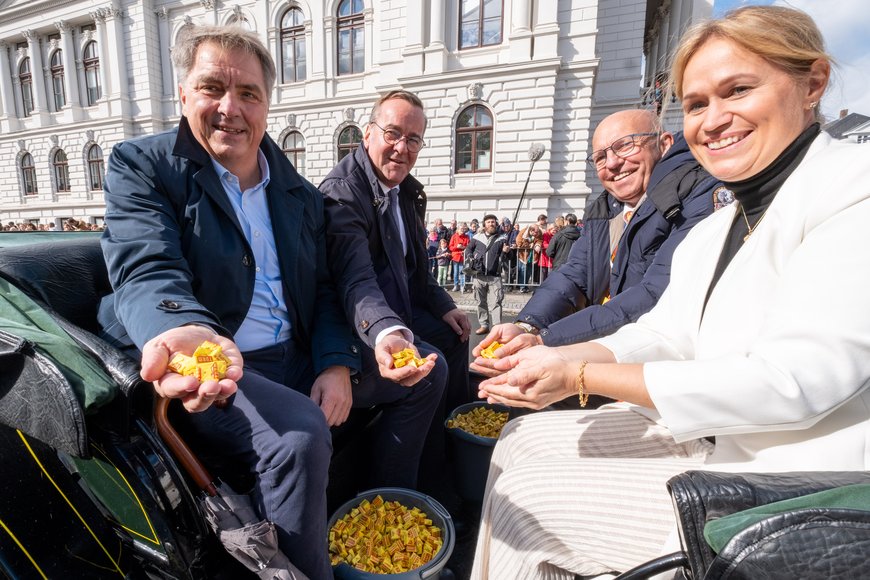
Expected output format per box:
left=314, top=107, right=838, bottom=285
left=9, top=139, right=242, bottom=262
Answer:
left=596, top=132, right=870, bottom=473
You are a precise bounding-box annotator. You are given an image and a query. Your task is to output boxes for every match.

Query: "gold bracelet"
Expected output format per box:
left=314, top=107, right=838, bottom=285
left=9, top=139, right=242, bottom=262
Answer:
left=576, top=360, right=589, bottom=408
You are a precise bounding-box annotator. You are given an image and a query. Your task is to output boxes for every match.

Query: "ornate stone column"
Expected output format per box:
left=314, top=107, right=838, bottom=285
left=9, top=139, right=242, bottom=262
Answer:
left=0, top=42, right=13, bottom=118
left=422, top=0, right=446, bottom=73
left=22, top=29, right=47, bottom=114
left=509, top=0, right=533, bottom=62
left=89, top=10, right=112, bottom=104
left=403, top=0, right=425, bottom=74
left=55, top=21, right=81, bottom=108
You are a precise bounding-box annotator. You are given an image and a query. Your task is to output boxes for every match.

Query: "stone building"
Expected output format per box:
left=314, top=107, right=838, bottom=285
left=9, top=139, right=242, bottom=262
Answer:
left=0, top=0, right=710, bottom=228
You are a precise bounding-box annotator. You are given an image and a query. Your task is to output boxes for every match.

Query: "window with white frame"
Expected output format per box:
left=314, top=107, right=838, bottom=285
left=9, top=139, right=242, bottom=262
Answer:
left=337, top=126, right=362, bottom=161
left=19, top=57, right=33, bottom=117
left=281, top=7, right=307, bottom=83
left=53, top=149, right=71, bottom=192
left=20, top=152, right=37, bottom=195
left=50, top=50, right=66, bottom=111
left=282, top=131, right=306, bottom=175
left=459, top=0, right=503, bottom=49
left=83, top=41, right=101, bottom=106
left=337, top=0, right=364, bottom=75
left=87, top=144, right=104, bottom=190
left=455, top=104, right=493, bottom=172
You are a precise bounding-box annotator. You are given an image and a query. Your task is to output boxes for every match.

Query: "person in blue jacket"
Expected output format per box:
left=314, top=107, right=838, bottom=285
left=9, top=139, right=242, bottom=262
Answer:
left=472, top=109, right=720, bottom=397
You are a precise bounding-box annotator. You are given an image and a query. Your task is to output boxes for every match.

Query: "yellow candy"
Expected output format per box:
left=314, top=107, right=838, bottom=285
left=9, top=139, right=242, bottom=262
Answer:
left=392, top=348, right=426, bottom=368
left=328, top=495, right=443, bottom=574
left=480, top=341, right=503, bottom=359
left=447, top=406, right=509, bottom=438
left=166, top=340, right=231, bottom=383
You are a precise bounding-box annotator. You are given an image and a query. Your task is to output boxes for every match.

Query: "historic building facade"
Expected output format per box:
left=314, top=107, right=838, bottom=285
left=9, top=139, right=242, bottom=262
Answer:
left=0, top=0, right=710, bottom=228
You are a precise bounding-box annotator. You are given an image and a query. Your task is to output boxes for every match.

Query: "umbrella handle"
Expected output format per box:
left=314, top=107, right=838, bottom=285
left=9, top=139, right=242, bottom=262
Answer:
left=154, top=396, right=219, bottom=497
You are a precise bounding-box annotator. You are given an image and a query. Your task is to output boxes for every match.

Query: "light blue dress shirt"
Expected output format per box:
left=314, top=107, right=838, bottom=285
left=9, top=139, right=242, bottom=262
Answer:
left=211, top=152, right=291, bottom=352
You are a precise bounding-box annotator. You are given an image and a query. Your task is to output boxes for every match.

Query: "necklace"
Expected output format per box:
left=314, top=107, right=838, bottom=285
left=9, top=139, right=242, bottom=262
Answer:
left=739, top=204, right=768, bottom=242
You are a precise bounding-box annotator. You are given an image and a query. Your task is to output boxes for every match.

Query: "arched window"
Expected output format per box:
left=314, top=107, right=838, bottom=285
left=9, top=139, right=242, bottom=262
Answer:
left=459, top=0, right=503, bottom=49
left=53, top=149, right=71, bottom=192
left=282, top=131, right=306, bottom=175
left=50, top=50, right=65, bottom=111
left=19, top=58, right=33, bottom=117
left=337, top=0, right=364, bottom=75
left=87, top=144, right=105, bottom=191
left=456, top=105, right=493, bottom=173
left=83, top=41, right=101, bottom=106
left=337, top=126, right=362, bottom=161
left=20, top=153, right=37, bottom=195
left=280, top=7, right=307, bottom=83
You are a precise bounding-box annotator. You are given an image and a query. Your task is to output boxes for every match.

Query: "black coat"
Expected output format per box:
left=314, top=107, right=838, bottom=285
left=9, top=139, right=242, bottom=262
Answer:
left=518, top=132, right=721, bottom=346
left=99, top=117, right=360, bottom=374
left=320, top=145, right=455, bottom=348
left=546, top=224, right=581, bottom=269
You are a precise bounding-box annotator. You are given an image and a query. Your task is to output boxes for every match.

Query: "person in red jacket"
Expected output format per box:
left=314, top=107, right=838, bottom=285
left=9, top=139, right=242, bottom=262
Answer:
left=449, top=222, right=470, bottom=292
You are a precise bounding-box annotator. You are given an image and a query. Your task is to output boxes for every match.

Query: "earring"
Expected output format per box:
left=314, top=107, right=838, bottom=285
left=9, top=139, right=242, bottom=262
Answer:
left=810, top=101, right=818, bottom=110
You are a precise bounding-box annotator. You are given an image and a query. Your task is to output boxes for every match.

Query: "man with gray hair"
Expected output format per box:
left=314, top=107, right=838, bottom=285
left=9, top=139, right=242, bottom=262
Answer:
left=99, top=25, right=344, bottom=578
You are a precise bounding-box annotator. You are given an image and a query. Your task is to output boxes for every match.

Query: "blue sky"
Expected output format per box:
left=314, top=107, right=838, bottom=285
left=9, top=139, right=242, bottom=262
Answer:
left=712, top=0, right=870, bottom=119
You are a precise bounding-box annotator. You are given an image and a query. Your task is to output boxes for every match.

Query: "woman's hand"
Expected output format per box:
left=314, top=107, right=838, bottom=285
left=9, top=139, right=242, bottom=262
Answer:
left=470, top=323, right=541, bottom=377
left=477, top=345, right=576, bottom=409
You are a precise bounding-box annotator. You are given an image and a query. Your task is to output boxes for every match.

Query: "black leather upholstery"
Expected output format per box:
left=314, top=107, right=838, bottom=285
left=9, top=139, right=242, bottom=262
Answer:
left=0, top=238, right=110, bottom=333
left=706, top=508, right=870, bottom=579
left=667, top=470, right=870, bottom=579
left=0, top=237, right=146, bottom=457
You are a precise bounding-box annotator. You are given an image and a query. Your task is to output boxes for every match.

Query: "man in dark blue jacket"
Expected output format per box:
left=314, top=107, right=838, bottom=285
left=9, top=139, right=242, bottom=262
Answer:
left=472, top=109, right=719, bottom=380
left=99, top=27, right=375, bottom=578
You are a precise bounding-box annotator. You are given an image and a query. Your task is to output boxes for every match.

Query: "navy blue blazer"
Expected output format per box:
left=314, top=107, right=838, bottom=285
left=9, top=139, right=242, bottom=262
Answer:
left=98, top=117, right=360, bottom=374
left=320, top=145, right=455, bottom=348
left=518, top=132, right=721, bottom=346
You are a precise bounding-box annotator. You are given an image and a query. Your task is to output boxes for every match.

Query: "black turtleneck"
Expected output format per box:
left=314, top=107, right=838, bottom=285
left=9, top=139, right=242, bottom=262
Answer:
left=703, top=123, right=820, bottom=310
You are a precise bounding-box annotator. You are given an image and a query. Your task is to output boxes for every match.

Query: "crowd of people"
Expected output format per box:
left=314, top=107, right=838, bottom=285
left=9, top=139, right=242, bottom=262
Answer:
left=1, top=218, right=103, bottom=232
left=425, top=213, right=584, bottom=294
left=12, top=5, right=869, bottom=579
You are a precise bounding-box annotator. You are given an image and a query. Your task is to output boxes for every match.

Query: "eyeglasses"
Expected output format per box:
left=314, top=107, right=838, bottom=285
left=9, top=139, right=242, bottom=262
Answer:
left=586, top=132, right=659, bottom=169
left=371, top=122, right=426, bottom=153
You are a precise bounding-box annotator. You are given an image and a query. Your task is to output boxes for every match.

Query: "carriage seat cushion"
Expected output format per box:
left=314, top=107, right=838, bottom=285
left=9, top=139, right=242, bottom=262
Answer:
left=0, top=237, right=111, bottom=334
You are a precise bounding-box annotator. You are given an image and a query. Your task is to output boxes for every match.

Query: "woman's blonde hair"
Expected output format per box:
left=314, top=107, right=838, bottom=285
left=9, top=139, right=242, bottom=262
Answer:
left=670, top=6, right=832, bottom=106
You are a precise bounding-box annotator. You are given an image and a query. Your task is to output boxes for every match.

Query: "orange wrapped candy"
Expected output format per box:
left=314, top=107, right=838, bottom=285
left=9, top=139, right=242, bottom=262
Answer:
left=167, top=341, right=230, bottom=382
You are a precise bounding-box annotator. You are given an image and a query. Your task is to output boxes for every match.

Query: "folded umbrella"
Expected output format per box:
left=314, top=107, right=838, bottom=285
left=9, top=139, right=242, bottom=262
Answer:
left=155, top=397, right=308, bottom=580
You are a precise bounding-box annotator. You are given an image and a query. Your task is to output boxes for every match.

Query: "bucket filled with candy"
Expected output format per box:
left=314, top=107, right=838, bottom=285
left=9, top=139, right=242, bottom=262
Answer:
left=327, top=488, right=455, bottom=579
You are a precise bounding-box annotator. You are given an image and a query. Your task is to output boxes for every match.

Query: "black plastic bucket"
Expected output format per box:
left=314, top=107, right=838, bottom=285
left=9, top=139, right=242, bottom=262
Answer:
left=445, top=402, right=512, bottom=503
left=327, top=487, right=455, bottom=579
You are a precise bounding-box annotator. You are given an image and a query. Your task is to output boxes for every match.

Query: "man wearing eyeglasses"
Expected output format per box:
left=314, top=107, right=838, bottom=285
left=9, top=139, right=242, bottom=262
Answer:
left=321, top=90, right=472, bottom=496
left=471, top=109, right=720, bottom=407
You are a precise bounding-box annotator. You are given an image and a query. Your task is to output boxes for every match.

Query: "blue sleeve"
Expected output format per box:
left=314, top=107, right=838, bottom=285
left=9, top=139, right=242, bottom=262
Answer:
left=538, top=176, right=716, bottom=346
left=101, top=140, right=227, bottom=350
left=518, top=228, right=592, bottom=329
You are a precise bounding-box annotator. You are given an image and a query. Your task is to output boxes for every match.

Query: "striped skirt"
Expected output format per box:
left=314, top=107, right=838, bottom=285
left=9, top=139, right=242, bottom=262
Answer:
left=470, top=406, right=713, bottom=580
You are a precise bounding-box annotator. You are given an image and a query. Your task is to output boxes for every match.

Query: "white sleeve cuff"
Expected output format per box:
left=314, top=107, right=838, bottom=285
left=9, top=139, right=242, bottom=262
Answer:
left=375, top=325, right=414, bottom=346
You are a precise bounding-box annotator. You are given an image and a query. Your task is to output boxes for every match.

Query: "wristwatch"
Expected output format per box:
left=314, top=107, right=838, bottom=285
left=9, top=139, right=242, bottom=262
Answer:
left=514, top=321, right=539, bottom=335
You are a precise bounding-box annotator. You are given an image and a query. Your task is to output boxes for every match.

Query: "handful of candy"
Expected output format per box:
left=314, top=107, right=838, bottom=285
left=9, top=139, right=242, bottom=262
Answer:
left=167, top=341, right=230, bottom=383
left=480, top=341, right=503, bottom=359
left=392, top=348, right=427, bottom=369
